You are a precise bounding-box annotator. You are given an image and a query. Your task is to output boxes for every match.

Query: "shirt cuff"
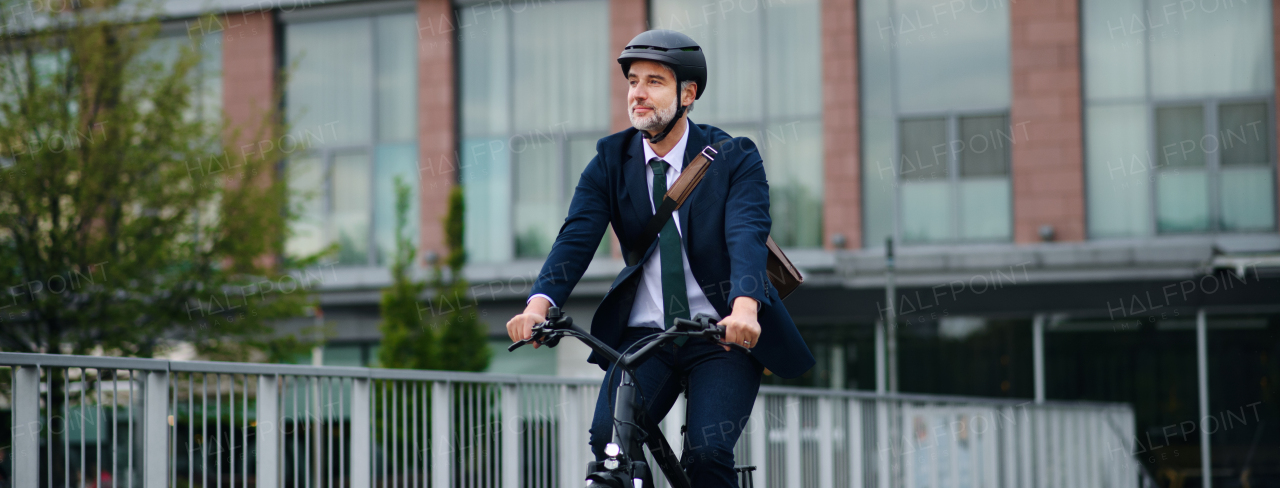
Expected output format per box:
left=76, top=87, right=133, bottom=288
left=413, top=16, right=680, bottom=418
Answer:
left=528, top=293, right=557, bottom=309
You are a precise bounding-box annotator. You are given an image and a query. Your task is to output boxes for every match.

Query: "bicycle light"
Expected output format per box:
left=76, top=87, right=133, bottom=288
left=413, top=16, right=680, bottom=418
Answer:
left=604, top=443, right=621, bottom=457
left=603, top=458, right=620, bottom=470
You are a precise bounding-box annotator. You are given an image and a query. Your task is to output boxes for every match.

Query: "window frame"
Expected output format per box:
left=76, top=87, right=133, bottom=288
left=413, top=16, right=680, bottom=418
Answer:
left=1080, top=0, right=1278, bottom=239
left=455, top=0, right=614, bottom=262
left=508, top=128, right=613, bottom=259
left=282, top=7, right=419, bottom=267
left=1146, top=96, right=1277, bottom=235
left=891, top=109, right=1014, bottom=244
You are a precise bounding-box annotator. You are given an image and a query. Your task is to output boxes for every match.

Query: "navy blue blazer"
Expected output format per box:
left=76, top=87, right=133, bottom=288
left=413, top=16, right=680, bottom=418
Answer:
left=529, top=121, right=815, bottom=379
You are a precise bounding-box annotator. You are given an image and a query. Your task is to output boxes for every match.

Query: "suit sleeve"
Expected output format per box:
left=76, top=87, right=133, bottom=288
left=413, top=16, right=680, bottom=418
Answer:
left=723, top=137, right=773, bottom=309
left=529, top=150, right=611, bottom=307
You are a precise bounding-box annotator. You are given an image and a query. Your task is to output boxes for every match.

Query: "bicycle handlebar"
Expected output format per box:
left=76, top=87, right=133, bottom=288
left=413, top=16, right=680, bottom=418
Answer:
left=508, top=309, right=736, bottom=370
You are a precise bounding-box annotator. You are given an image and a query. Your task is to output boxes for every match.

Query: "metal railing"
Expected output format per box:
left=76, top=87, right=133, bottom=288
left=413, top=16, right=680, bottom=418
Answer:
left=2, top=352, right=1146, bottom=488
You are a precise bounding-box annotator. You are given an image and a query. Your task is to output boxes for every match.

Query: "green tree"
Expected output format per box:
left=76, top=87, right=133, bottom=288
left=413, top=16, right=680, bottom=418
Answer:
left=435, top=185, right=489, bottom=372
left=377, top=184, right=489, bottom=372
left=0, top=2, right=318, bottom=359
left=377, top=177, right=433, bottom=370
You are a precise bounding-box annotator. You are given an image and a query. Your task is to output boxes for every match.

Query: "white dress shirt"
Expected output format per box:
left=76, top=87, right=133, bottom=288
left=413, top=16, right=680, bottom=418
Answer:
left=626, top=126, right=720, bottom=328
left=529, top=125, right=721, bottom=328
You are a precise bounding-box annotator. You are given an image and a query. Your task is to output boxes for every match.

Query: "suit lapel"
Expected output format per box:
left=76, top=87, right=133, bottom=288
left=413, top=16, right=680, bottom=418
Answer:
left=622, top=130, right=653, bottom=251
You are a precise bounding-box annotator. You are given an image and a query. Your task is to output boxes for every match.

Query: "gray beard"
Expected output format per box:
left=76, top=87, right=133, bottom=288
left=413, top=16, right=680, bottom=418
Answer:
left=629, top=97, right=679, bottom=133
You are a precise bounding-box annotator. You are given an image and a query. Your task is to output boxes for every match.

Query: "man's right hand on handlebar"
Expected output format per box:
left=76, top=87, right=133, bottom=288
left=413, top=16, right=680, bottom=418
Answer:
left=507, top=296, right=552, bottom=348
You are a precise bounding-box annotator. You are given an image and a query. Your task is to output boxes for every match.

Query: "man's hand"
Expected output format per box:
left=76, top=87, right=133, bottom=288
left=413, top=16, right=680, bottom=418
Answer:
left=507, top=296, right=551, bottom=348
left=719, top=296, right=761, bottom=352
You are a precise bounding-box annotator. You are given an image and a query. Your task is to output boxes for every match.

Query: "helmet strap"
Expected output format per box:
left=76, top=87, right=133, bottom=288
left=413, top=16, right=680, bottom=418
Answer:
left=642, top=103, right=687, bottom=144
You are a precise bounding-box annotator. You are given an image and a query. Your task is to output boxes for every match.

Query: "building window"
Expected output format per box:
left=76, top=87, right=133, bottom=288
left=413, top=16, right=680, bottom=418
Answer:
left=897, top=114, right=1012, bottom=242
left=141, top=28, right=223, bottom=124
left=284, top=12, right=419, bottom=266
left=859, top=0, right=1013, bottom=247
left=458, top=0, right=612, bottom=263
left=651, top=0, right=824, bottom=248
left=1083, top=0, right=1275, bottom=238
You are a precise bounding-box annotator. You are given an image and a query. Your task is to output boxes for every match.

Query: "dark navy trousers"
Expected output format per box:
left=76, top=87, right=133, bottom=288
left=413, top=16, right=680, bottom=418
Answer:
left=588, top=327, right=763, bottom=487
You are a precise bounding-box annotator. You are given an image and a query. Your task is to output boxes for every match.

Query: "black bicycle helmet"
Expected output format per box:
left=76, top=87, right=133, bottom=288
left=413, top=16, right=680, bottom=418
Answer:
left=617, top=29, right=707, bottom=143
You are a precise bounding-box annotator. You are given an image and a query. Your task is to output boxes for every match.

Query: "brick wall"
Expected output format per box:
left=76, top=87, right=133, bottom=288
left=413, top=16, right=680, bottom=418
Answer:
left=611, top=0, right=649, bottom=133
left=417, top=0, right=457, bottom=261
left=821, top=0, right=860, bottom=249
left=1009, top=0, right=1085, bottom=243
left=609, top=0, right=649, bottom=259
left=220, top=11, right=276, bottom=150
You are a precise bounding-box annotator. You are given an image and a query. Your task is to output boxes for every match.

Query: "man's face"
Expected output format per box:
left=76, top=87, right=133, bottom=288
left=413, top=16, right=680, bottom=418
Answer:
left=627, top=60, right=681, bottom=133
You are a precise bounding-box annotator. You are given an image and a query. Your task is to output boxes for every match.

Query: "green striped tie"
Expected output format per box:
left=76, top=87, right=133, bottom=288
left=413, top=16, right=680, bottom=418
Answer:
left=650, top=157, right=690, bottom=345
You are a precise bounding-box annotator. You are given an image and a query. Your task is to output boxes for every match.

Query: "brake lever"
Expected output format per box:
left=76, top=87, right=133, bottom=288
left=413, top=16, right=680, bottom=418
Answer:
left=541, top=330, right=565, bottom=348
left=705, top=325, right=753, bottom=352
left=508, top=323, right=551, bottom=352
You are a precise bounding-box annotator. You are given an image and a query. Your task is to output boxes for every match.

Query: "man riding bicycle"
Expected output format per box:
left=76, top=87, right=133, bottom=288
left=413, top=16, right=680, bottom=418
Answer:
left=506, top=29, right=815, bottom=487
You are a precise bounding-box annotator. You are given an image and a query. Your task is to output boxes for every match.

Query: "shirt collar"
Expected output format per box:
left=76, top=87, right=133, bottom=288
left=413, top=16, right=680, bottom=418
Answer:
left=641, top=119, right=691, bottom=172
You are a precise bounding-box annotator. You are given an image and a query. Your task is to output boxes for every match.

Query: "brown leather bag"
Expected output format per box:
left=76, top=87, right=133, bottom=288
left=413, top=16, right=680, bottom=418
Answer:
left=626, top=141, right=804, bottom=299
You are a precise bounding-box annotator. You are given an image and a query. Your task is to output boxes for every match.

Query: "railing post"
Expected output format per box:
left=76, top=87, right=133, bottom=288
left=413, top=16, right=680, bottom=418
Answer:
left=817, top=397, right=833, bottom=488
left=785, top=396, right=801, bottom=488
left=351, top=378, right=371, bottom=488
left=431, top=381, right=452, bottom=488
left=13, top=366, right=39, bottom=488
left=875, top=401, right=891, bottom=488
left=258, top=375, right=280, bottom=488
left=501, top=384, right=520, bottom=488
left=848, top=399, right=862, bottom=488
left=142, top=370, right=170, bottom=488
left=1001, top=406, right=1016, bottom=488
left=749, top=395, right=767, bottom=487
left=1019, top=405, right=1033, bottom=488
left=559, top=385, right=582, bottom=488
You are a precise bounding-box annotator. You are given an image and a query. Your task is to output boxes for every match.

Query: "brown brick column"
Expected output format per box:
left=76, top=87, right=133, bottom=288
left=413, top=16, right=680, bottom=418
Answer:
left=821, top=0, right=860, bottom=250
left=609, top=0, right=648, bottom=259
left=1009, top=0, right=1085, bottom=243
left=221, top=11, right=276, bottom=150
left=610, top=0, right=649, bottom=133
left=417, top=0, right=457, bottom=260
left=219, top=12, right=278, bottom=268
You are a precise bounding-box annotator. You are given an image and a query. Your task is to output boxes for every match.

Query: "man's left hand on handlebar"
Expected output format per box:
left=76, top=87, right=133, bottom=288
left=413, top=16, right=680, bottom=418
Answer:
left=718, top=296, right=761, bottom=352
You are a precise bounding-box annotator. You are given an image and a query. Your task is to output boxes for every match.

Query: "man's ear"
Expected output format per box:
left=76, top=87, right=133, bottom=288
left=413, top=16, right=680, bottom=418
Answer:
left=682, top=83, right=697, bottom=106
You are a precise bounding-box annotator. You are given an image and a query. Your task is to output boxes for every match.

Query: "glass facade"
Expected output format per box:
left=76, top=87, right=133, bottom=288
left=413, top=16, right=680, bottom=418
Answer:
left=1083, top=0, right=1276, bottom=237
left=284, top=13, right=419, bottom=266
left=458, top=0, right=613, bottom=263
left=860, top=0, right=1013, bottom=246
left=651, top=0, right=825, bottom=248
left=139, top=31, right=223, bottom=124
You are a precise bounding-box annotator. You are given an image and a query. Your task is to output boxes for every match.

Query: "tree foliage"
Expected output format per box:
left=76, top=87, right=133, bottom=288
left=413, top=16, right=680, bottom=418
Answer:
left=377, top=177, right=432, bottom=370
left=0, top=0, right=318, bottom=359
left=379, top=183, right=489, bottom=372
left=435, top=185, right=489, bottom=372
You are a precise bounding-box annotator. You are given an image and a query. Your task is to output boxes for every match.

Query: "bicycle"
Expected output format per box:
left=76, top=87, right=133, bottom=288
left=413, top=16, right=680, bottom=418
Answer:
left=508, top=307, right=758, bottom=488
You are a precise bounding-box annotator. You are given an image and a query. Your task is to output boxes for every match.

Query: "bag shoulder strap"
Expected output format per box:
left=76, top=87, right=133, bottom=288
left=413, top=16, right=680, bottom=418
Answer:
left=625, top=139, right=730, bottom=266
